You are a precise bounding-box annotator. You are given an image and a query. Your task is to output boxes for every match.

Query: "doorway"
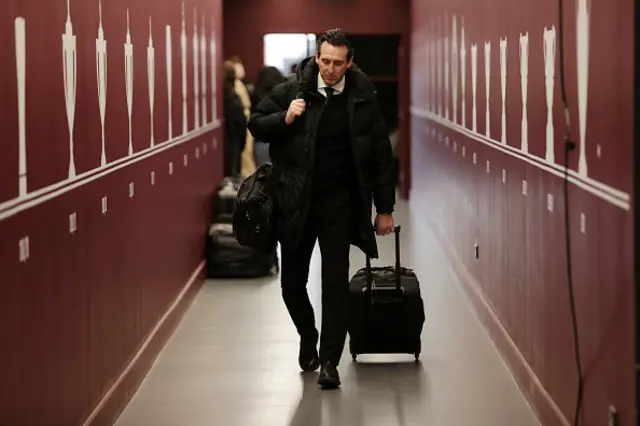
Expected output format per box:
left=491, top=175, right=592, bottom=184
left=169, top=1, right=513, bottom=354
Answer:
left=342, top=34, right=403, bottom=192
left=263, top=33, right=316, bottom=75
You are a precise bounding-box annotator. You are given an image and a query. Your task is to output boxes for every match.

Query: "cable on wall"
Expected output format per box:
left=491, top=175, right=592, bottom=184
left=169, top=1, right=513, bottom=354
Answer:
left=556, top=0, right=584, bottom=423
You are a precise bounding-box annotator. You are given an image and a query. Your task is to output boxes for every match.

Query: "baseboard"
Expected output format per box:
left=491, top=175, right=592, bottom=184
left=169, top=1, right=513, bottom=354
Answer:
left=81, top=260, right=206, bottom=426
left=426, top=219, right=571, bottom=426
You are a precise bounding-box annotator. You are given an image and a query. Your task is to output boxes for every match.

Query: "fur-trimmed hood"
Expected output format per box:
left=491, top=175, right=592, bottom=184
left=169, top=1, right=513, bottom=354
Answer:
left=294, top=56, right=377, bottom=99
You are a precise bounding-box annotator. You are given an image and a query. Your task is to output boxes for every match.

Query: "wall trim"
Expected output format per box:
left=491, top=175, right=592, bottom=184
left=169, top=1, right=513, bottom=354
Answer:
left=81, top=260, right=206, bottom=426
left=0, top=121, right=221, bottom=223
left=411, top=194, right=570, bottom=426
left=409, top=108, right=630, bottom=211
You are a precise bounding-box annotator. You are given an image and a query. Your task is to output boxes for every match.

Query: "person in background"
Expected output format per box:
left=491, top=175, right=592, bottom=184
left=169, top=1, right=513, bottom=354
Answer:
left=286, top=63, right=298, bottom=81
left=248, top=29, right=396, bottom=389
left=228, top=55, right=256, bottom=177
left=223, top=61, right=246, bottom=177
left=229, top=54, right=253, bottom=93
left=251, top=66, right=286, bottom=165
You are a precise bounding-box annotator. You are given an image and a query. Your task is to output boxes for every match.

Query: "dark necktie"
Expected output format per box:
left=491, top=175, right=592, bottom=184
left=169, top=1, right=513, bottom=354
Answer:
left=325, top=87, right=335, bottom=100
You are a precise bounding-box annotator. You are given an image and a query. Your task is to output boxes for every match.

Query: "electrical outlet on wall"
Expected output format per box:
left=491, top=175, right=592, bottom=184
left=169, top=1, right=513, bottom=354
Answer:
left=69, top=213, right=77, bottom=234
left=18, top=236, right=30, bottom=263
left=474, top=242, right=479, bottom=259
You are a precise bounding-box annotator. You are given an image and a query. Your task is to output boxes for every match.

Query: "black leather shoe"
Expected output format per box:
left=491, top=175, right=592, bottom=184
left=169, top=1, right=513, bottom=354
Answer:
left=299, top=339, right=320, bottom=372
left=317, top=361, right=341, bottom=389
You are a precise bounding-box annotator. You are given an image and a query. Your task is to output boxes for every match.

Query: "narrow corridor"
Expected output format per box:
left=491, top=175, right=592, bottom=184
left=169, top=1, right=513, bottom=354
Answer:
left=115, top=200, right=540, bottom=426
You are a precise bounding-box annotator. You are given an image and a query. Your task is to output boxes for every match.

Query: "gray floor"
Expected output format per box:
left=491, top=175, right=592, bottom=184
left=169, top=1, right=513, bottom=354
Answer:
left=115, top=201, right=540, bottom=426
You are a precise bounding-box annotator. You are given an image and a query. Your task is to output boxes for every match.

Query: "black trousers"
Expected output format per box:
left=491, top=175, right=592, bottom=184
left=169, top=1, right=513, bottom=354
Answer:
left=280, top=185, right=356, bottom=366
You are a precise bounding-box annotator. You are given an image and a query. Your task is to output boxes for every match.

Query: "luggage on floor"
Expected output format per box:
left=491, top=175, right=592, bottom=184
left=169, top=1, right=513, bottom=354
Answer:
left=232, top=163, right=277, bottom=253
left=347, top=225, right=425, bottom=360
left=215, top=176, right=244, bottom=223
left=206, top=223, right=279, bottom=278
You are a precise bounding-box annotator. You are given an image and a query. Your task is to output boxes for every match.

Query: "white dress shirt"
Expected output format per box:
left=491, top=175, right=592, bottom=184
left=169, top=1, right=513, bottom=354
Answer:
left=317, top=73, right=346, bottom=98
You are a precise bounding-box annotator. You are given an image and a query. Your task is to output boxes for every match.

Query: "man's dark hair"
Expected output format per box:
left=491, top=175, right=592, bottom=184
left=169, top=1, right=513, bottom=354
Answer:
left=316, top=29, right=353, bottom=60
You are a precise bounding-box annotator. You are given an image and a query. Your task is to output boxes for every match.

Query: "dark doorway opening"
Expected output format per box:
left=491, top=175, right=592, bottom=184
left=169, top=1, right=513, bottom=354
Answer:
left=316, top=33, right=402, bottom=187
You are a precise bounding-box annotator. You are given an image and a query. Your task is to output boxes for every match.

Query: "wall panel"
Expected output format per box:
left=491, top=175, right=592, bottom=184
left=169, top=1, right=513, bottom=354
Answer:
left=410, top=0, right=635, bottom=423
left=0, top=0, right=224, bottom=423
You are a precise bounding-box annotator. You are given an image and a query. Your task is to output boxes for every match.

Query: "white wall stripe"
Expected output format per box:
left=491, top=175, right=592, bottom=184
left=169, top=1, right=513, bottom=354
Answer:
left=411, top=107, right=630, bottom=211
left=0, top=123, right=220, bottom=222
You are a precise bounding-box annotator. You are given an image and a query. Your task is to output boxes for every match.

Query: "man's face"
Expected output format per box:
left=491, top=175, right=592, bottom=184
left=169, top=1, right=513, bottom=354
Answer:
left=315, top=42, right=352, bottom=86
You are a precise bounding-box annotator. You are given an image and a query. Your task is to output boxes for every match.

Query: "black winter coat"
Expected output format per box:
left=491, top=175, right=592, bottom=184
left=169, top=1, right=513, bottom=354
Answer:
left=247, top=57, right=395, bottom=258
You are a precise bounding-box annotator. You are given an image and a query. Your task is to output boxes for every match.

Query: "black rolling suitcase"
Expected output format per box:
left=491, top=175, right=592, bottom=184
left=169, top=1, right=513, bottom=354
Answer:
left=206, top=223, right=279, bottom=278
left=348, top=225, right=425, bottom=361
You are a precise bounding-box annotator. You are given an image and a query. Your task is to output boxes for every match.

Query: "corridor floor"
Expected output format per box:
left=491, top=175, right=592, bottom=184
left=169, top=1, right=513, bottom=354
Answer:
left=115, top=201, right=540, bottom=426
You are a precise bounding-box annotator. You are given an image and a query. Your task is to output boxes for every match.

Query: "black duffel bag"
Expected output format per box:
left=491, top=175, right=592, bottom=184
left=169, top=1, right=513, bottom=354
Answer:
left=232, top=163, right=277, bottom=254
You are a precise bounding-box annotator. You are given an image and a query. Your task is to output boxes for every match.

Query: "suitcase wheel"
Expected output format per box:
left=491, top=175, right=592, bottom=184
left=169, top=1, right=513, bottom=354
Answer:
left=414, top=340, right=422, bottom=361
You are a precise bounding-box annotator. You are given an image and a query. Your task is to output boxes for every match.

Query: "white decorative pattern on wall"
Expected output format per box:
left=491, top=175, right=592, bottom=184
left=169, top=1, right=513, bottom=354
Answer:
left=411, top=9, right=629, bottom=211
left=63, top=0, right=77, bottom=179
left=0, top=0, right=222, bottom=222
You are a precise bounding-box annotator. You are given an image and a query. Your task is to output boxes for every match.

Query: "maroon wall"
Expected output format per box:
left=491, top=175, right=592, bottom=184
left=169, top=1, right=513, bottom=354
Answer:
left=0, top=0, right=223, bottom=424
left=410, top=0, right=635, bottom=424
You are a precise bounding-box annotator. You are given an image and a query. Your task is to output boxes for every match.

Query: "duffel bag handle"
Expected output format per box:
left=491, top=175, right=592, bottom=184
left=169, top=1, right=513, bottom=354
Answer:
left=366, top=224, right=402, bottom=293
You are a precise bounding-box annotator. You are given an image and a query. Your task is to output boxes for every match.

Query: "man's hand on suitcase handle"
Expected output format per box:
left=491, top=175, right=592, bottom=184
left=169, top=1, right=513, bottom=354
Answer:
left=375, top=213, right=395, bottom=236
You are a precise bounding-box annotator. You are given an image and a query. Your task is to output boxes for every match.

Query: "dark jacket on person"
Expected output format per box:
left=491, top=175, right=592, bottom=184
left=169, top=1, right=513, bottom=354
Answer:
left=247, top=56, right=395, bottom=259
left=223, top=87, right=247, bottom=176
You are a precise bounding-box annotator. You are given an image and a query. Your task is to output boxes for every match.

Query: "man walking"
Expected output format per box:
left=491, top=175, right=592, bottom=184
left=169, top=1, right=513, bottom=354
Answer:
left=248, top=29, right=396, bottom=389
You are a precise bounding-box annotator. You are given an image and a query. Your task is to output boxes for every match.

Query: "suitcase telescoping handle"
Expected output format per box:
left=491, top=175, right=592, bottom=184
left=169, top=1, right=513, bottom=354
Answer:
left=365, top=224, right=402, bottom=293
